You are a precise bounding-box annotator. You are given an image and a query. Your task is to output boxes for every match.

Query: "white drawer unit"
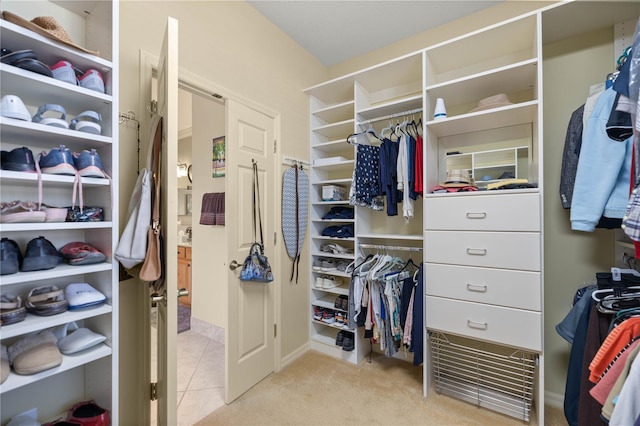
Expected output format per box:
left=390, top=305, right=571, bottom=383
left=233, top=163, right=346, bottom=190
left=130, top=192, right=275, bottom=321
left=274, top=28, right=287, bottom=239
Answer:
left=426, top=296, right=542, bottom=352
left=425, top=230, right=541, bottom=271
left=425, top=263, right=541, bottom=311
left=425, top=193, right=540, bottom=232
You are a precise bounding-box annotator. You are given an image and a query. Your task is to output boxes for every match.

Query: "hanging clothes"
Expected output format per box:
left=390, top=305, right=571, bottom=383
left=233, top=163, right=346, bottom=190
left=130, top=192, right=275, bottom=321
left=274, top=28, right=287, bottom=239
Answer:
left=571, top=87, right=633, bottom=232
left=349, top=144, right=384, bottom=211
left=379, top=137, right=401, bottom=216
left=560, top=271, right=640, bottom=425
left=414, top=133, right=424, bottom=195
left=396, top=132, right=414, bottom=222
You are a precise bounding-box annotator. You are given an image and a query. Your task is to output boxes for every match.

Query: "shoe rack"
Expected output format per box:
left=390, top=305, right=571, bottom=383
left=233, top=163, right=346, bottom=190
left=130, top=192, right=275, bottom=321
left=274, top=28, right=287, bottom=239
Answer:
left=306, top=86, right=361, bottom=362
left=0, top=1, right=119, bottom=423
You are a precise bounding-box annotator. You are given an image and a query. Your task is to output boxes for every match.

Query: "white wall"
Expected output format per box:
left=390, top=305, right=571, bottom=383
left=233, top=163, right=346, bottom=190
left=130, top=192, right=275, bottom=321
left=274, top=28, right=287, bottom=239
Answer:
left=191, top=94, right=226, bottom=327
left=542, top=25, right=616, bottom=398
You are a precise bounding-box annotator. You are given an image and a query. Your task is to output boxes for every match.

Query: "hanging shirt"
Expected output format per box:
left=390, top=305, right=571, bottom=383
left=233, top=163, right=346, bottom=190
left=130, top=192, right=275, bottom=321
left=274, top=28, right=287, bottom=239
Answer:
left=380, top=138, right=401, bottom=216
left=396, top=134, right=414, bottom=222
left=350, top=144, right=383, bottom=211
left=407, top=134, right=418, bottom=200
left=414, top=134, right=424, bottom=195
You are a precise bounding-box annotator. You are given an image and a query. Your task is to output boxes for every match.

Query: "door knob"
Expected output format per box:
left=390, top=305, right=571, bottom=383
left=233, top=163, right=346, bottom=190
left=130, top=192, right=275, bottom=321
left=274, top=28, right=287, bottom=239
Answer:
left=229, top=260, right=241, bottom=271
left=150, top=291, right=166, bottom=307
left=178, top=288, right=189, bottom=298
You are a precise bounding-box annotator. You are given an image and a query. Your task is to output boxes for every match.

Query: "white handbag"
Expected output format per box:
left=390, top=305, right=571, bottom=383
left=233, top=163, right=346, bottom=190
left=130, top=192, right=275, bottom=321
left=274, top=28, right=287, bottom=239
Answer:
left=115, top=115, right=161, bottom=269
left=114, top=168, right=151, bottom=268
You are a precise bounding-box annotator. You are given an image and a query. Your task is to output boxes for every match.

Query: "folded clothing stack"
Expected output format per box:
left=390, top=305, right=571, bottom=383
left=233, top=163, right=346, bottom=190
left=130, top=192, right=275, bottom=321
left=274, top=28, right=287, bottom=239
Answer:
left=321, top=224, right=354, bottom=238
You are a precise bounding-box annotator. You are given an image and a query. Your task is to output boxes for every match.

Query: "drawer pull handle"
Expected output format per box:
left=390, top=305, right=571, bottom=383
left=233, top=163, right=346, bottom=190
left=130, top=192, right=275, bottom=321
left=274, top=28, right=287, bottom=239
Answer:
left=467, top=320, right=488, bottom=330
left=466, top=212, right=487, bottom=219
left=466, top=283, right=487, bottom=292
left=466, top=248, right=487, bottom=256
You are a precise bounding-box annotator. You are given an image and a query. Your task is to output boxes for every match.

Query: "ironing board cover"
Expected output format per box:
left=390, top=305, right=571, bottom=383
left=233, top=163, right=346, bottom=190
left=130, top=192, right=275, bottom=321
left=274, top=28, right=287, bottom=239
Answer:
left=282, top=167, right=309, bottom=278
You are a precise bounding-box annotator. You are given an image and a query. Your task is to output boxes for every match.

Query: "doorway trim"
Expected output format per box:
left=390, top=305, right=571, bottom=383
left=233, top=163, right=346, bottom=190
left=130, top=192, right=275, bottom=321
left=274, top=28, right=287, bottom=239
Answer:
left=137, top=45, right=283, bottom=389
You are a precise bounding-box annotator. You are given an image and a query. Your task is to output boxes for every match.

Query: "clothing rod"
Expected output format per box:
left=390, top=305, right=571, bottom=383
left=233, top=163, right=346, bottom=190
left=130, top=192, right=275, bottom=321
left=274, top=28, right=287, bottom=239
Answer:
left=358, top=107, right=423, bottom=126
left=359, top=243, right=423, bottom=252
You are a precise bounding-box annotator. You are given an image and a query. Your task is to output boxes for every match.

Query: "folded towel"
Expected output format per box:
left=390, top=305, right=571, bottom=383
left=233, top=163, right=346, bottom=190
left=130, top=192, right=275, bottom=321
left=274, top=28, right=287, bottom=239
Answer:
left=200, top=192, right=225, bottom=226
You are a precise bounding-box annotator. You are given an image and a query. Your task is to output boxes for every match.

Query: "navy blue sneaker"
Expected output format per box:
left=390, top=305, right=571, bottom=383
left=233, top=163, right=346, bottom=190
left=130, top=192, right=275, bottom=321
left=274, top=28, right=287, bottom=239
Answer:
left=1, top=146, right=36, bottom=172
left=73, top=149, right=106, bottom=178
left=21, top=236, right=62, bottom=272
left=39, top=145, right=76, bottom=175
left=0, top=237, right=22, bottom=275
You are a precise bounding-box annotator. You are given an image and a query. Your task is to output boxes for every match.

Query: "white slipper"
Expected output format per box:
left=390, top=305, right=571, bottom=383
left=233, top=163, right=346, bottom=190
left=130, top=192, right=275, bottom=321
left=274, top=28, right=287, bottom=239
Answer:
left=32, top=103, right=68, bottom=128
left=65, top=282, right=106, bottom=310
left=58, top=327, right=106, bottom=354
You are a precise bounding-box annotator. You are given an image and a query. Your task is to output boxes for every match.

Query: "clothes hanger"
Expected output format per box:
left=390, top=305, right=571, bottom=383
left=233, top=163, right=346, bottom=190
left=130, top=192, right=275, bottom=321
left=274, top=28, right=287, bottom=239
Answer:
left=346, top=129, right=382, bottom=145
left=380, top=122, right=394, bottom=140
left=592, top=286, right=640, bottom=302
left=354, top=253, right=379, bottom=276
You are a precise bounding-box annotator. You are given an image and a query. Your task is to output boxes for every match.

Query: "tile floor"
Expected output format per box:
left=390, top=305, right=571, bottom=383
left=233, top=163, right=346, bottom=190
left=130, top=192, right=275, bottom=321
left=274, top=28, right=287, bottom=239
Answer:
left=150, top=327, right=225, bottom=425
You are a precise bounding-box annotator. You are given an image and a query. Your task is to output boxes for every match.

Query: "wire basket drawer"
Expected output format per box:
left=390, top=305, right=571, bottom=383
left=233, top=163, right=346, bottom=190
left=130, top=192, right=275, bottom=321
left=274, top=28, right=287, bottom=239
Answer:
left=429, top=332, right=538, bottom=422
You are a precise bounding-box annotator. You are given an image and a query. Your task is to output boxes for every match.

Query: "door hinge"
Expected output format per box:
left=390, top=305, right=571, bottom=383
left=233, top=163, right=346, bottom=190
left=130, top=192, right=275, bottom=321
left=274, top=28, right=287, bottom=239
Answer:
left=273, top=139, right=277, bottom=153
left=274, top=231, right=277, bottom=245
left=150, top=382, right=158, bottom=401
left=149, top=100, right=158, bottom=116
left=274, top=324, right=277, bottom=338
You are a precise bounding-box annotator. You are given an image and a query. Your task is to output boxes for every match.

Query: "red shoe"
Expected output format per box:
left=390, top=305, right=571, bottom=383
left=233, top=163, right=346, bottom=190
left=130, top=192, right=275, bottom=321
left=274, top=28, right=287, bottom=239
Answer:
left=67, top=400, right=109, bottom=426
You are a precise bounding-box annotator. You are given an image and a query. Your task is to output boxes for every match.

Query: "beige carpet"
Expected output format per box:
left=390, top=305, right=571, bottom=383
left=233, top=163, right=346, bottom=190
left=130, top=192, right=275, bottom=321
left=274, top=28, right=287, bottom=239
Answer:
left=196, top=350, right=567, bottom=425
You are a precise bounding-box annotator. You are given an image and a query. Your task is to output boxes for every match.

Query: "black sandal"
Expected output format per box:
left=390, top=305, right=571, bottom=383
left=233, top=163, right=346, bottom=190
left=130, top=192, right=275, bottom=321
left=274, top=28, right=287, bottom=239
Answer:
left=1, top=48, right=52, bottom=77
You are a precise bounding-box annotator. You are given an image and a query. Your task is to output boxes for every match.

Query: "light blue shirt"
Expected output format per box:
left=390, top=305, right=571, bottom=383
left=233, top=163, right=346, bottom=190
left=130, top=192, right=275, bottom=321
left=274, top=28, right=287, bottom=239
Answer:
left=571, top=87, right=633, bottom=232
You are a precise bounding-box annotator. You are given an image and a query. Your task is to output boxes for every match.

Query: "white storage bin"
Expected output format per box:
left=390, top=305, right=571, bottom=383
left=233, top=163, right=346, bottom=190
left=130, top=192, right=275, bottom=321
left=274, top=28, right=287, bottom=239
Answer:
left=322, top=185, right=347, bottom=201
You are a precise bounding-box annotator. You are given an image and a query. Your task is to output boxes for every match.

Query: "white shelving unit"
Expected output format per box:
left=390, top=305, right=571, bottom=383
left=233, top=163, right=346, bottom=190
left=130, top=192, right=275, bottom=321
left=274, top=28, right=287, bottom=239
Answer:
left=0, top=1, right=118, bottom=423
left=422, top=12, right=543, bottom=423
left=306, top=51, right=425, bottom=365
left=304, top=2, right=639, bottom=424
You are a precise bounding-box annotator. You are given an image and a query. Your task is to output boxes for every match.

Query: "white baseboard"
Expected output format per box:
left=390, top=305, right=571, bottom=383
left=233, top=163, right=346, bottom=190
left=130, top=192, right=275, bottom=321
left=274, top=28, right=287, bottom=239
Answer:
left=280, top=343, right=310, bottom=370
left=545, top=390, right=564, bottom=409
left=190, top=316, right=225, bottom=344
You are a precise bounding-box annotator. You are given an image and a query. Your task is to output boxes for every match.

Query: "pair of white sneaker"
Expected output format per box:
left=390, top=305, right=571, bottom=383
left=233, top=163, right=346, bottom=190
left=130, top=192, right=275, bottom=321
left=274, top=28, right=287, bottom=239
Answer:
left=50, top=60, right=105, bottom=93
left=314, top=275, right=344, bottom=289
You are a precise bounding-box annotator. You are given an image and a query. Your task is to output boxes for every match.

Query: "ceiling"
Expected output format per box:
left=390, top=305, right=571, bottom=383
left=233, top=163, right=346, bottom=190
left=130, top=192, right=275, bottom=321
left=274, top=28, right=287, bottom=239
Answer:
left=248, top=0, right=502, bottom=66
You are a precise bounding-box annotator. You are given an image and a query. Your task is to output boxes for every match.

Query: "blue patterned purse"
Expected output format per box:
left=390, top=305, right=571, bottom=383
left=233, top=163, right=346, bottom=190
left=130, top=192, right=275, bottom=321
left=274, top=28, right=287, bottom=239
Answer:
left=240, top=161, right=274, bottom=283
left=240, top=243, right=274, bottom=282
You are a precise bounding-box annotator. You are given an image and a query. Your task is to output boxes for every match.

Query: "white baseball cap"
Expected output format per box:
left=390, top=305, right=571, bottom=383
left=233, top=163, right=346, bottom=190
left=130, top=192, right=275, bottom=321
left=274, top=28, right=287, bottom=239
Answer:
left=1, top=95, right=31, bottom=122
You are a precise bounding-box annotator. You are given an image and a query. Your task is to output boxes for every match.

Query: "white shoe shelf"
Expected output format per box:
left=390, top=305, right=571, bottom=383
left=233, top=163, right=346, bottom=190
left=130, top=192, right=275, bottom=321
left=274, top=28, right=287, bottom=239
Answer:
left=0, top=1, right=119, bottom=423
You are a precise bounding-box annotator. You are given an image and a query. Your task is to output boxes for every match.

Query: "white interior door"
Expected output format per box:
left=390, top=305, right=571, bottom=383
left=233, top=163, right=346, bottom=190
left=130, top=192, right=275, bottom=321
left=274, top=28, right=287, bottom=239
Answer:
left=226, top=99, right=277, bottom=402
left=155, top=16, right=179, bottom=426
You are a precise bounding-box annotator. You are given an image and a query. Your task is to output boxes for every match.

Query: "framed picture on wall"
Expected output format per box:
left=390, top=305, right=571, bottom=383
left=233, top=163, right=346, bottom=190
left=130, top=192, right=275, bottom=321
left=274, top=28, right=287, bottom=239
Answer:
left=212, top=136, right=225, bottom=178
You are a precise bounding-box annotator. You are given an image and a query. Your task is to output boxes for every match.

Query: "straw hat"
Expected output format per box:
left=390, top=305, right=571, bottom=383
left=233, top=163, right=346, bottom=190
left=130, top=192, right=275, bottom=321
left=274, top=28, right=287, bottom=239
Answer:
left=1, top=11, right=99, bottom=56
left=469, top=93, right=513, bottom=113
left=441, top=169, right=476, bottom=188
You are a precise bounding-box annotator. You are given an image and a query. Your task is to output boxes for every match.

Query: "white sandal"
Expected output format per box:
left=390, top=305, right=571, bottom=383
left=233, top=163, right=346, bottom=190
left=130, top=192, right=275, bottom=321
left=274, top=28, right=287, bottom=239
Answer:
left=32, top=104, right=68, bottom=128
left=70, top=110, right=101, bottom=134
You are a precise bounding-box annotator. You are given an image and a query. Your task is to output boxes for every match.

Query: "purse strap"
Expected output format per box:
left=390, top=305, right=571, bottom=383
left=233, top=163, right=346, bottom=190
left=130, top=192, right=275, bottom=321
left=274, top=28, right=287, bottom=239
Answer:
left=252, top=161, right=264, bottom=253
left=150, top=116, right=163, bottom=238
